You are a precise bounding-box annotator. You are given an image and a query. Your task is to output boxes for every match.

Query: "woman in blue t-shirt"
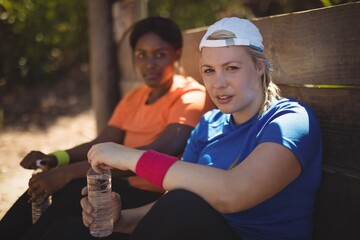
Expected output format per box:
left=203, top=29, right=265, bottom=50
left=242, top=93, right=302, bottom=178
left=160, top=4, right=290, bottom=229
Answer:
left=75, top=17, right=321, bottom=240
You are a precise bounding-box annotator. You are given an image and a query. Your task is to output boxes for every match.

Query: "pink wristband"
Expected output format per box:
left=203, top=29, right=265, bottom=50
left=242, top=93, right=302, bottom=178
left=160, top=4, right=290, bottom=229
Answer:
left=135, top=150, right=178, bottom=189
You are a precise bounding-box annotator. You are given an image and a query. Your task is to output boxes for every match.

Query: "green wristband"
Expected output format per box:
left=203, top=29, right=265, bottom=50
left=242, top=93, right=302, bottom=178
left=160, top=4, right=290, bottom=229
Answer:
left=49, top=150, right=70, bottom=167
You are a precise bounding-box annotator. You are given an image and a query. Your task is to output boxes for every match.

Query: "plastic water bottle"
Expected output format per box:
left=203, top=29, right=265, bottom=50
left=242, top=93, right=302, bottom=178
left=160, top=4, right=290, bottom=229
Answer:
left=87, top=167, right=113, bottom=237
left=31, top=160, right=52, bottom=224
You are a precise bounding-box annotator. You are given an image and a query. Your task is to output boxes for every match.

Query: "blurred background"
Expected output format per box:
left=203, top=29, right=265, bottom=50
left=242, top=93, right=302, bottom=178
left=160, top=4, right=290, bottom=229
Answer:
left=0, top=0, right=357, bottom=131
left=0, top=0, right=358, bottom=219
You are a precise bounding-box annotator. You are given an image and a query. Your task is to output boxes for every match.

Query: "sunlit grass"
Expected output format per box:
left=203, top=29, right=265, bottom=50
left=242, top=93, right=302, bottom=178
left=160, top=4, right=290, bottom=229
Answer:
left=284, top=84, right=360, bottom=89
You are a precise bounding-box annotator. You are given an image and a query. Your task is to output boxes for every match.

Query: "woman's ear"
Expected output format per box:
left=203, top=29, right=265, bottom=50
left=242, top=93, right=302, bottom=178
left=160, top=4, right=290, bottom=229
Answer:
left=256, top=61, right=266, bottom=77
left=175, top=49, right=182, bottom=61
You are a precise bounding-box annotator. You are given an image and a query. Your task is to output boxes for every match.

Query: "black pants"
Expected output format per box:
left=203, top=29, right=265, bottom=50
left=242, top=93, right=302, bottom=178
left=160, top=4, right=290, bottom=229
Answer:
left=0, top=178, right=162, bottom=240
left=130, top=189, right=241, bottom=240
left=39, top=217, right=130, bottom=240
left=38, top=189, right=241, bottom=240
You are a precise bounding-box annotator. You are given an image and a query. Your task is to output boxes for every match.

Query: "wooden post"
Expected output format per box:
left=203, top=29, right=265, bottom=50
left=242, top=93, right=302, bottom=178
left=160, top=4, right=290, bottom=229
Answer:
left=113, top=0, right=147, bottom=96
left=88, top=0, right=120, bottom=133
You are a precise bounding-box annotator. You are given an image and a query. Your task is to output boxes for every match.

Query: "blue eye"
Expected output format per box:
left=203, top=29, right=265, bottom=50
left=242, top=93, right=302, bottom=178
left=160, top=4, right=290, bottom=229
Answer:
left=202, top=68, right=214, bottom=74
left=226, top=66, right=238, bottom=71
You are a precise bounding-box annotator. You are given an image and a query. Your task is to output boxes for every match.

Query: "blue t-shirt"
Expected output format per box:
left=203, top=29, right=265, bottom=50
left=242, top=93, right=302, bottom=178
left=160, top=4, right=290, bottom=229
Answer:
left=182, top=98, right=322, bottom=240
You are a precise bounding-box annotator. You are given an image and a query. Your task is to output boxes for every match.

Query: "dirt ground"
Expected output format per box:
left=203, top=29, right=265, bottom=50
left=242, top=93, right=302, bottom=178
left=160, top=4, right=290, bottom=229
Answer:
left=0, top=111, right=96, bottom=219
left=0, top=67, right=96, bottom=219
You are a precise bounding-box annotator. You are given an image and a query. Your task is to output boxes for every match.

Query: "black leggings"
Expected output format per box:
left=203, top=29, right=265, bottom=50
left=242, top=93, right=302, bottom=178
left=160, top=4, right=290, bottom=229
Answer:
left=130, top=189, right=241, bottom=240
left=0, top=178, right=162, bottom=240
left=39, top=189, right=240, bottom=240
left=39, top=217, right=130, bottom=240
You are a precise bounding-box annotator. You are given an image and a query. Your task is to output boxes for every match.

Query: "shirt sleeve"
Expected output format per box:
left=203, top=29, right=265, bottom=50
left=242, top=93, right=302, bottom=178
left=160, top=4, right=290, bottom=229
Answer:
left=258, top=104, right=322, bottom=169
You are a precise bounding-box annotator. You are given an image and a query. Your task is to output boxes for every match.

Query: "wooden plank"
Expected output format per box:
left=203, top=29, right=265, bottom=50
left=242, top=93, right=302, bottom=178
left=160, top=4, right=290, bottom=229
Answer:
left=181, top=29, right=205, bottom=83
left=280, top=86, right=360, bottom=171
left=114, top=0, right=147, bottom=96
left=313, top=171, right=360, bottom=239
left=181, top=3, right=360, bottom=87
left=181, top=2, right=360, bottom=172
left=256, top=3, right=360, bottom=86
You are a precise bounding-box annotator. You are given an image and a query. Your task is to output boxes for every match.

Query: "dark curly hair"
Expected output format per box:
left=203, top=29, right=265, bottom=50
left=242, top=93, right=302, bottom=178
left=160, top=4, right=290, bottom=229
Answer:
left=129, top=16, right=183, bottom=52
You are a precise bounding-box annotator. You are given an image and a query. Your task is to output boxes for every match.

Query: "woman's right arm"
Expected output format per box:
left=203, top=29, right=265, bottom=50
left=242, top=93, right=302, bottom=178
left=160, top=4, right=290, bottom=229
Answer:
left=20, top=125, right=125, bottom=169
left=65, top=125, right=125, bottom=163
left=24, top=125, right=126, bottom=201
left=87, top=142, right=302, bottom=214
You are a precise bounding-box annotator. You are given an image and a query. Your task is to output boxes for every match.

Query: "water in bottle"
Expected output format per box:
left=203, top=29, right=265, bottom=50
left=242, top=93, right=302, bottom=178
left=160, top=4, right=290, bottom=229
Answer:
left=31, top=160, right=52, bottom=224
left=87, top=167, right=113, bottom=237
left=31, top=194, right=52, bottom=224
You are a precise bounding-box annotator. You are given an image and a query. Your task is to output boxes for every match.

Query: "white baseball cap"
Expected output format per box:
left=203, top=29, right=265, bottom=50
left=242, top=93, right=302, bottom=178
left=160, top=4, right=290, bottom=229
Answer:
left=199, top=17, right=264, bottom=52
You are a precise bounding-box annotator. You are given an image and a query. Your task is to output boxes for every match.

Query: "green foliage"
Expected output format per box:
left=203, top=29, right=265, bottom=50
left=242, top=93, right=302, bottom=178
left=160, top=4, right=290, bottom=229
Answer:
left=148, top=0, right=252, bottom=30
left=0, top=0, right=88, bottom=86
left=0, top=0, right=354, bottom=89
left=148, top=0, right=355, bottom=31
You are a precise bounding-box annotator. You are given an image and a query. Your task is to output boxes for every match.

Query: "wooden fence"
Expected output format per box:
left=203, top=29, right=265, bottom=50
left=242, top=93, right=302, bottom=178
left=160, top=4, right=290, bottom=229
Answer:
left=180, top=3, right=360, bottom=239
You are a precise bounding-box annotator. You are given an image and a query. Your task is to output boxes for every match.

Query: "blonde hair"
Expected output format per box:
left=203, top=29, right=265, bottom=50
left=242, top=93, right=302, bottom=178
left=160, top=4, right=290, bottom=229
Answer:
left=206, top=30, right=282, bottom=115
